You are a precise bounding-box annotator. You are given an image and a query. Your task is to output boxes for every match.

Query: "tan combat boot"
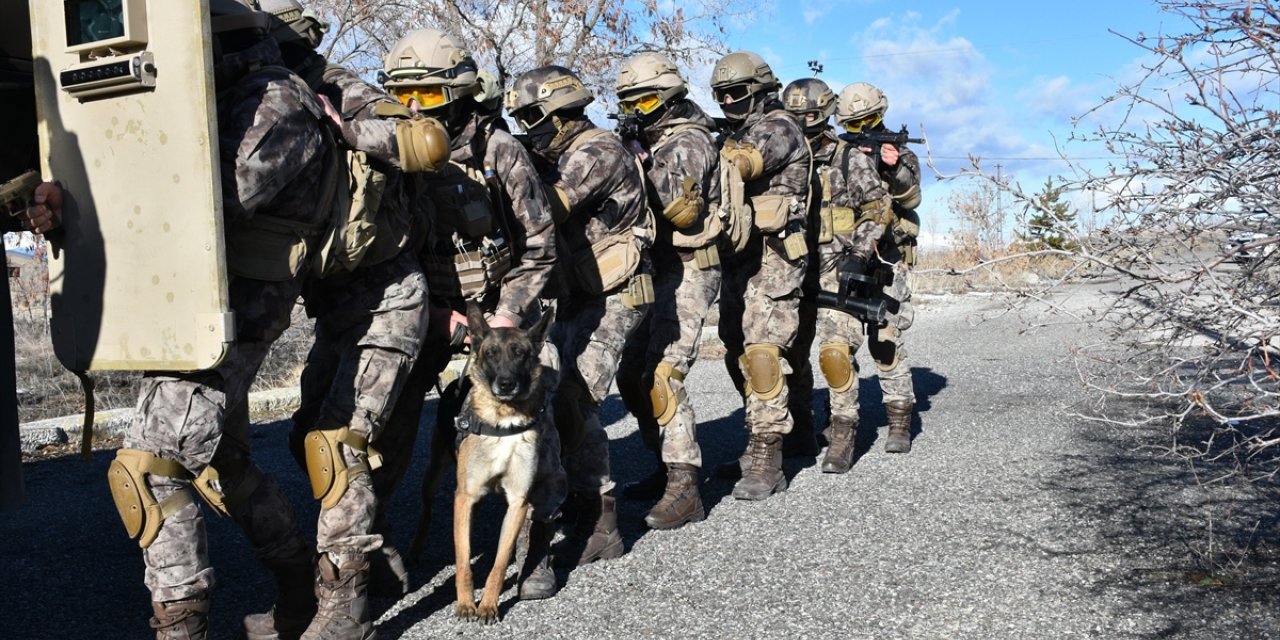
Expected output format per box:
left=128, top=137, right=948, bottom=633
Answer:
left=884, top=400, right=914, bottom=454
left=643, top=463, right=704, bottom=530
left=300, top=553, right=374, bottom=640
left=556, top=491, right=623, bottom=567
left=517, top=519, right=558, bottom=600
left=243, top=556, right=318, bottom=640
left=151, top=595, right=210, bottom=640
left=821, top=415, right=858, bottom=474
left=731, top=433, right=787, bottom=501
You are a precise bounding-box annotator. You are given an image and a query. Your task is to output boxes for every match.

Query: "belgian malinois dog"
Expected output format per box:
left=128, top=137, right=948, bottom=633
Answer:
left=416, top=302, right=555, bottom=623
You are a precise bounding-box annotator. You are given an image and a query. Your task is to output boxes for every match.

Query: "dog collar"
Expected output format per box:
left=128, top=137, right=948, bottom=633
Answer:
left=454, top=411, right=540, bottom=438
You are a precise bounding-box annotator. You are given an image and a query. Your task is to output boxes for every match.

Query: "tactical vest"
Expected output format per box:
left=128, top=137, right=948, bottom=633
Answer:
left=419, top=130, right=514, bottom=301
left=563, top=128, right=655, bottom=296
left=718, top=110, right=810, bottom=258
left=649, top=123, right=721, bottom=251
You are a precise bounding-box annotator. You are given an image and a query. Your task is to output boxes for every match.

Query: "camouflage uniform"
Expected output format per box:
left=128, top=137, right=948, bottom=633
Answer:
left=617, top=102, right=722, bottom=470
left=120, top=36, right=329, bottom=606
left=717, top=103, right=812, bottom=437
left=287, top=64, right=430, bottom=559
left=379, top=111, right=565, bottom=522
left=541, top=119, right=653, bottom=496
left=817, top=131, right=920, bottom=468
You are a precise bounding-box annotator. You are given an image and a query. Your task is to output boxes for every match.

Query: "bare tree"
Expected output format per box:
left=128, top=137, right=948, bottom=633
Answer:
left=305, top=0, right=748, bottom=95
left=934, top=1, right=1280, bottom=478
left=947, top=178, right=1006, bottom=260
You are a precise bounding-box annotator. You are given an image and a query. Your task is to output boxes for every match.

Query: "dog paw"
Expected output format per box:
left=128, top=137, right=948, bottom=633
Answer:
left=455, top=600, right=478, bottom=621
left=477, top=603, right=500, bottom=624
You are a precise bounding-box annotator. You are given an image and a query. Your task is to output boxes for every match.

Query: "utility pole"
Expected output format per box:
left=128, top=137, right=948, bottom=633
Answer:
left=995, top=163, right=1003, bottom=249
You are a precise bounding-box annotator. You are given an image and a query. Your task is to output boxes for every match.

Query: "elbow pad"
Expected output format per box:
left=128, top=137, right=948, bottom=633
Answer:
left=721, top=141, right=764, bottom=181
left=395, top=117, right=450, bottom=173
left=661, top=176, right=703, bottom=229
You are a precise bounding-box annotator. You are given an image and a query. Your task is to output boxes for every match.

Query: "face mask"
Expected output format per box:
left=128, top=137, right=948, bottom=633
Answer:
left=526, top=118, right=560, bottom=152
left=721, top=97, right=753, bottom=121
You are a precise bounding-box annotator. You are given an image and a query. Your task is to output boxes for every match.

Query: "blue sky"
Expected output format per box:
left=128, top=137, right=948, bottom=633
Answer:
left=715, top=0, right=1194, bottom=244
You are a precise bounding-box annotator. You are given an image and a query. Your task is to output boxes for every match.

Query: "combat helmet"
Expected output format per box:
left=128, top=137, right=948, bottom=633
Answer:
left=709, top=51, right=779, bottom=121
left=244, top=0, right=327, bottom=49
left=836, top=82, right=888, bottom=134
left=783, top=77, right=836, bottom=136
left=615, top=52, right=687, bottom=117
left=504, top=65, right=594, bottom=131
left=380, top=29, right=479, bottom=112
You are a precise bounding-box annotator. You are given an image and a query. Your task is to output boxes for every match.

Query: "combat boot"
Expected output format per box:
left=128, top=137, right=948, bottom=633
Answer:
left=821, top=415, right=858, bottom=474
left=644, top=464, right=704, bottom=530
left=367, top=543, right=410, bottom=598
left=517, top=519, right=558, bottom=600
left=884, top=400, right=914, bottom=454
left=732, top=433, right=787, bottom=501
left=150, top=595, right=210, bottom=640
left=555, top=492, right=623, bottom=567
left=621, top=460, right=667, bottom=501
left=243, top=555, right=318, bottom=640
left=301, top=553, right=374, bottom=640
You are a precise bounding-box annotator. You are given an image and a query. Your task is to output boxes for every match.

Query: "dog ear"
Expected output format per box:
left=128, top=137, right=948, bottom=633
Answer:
left=529, top=304, right=555, bottom=345
left=466, top=300, right=489, bottom=343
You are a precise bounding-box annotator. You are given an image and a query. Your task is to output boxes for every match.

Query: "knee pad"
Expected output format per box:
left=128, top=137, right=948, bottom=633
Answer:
left=869, top=339, right=901, bottom=372
left=739, top=344, right=785, bottom=401
left=552, top=376, right=591, bottom=454
left=107, top=449, right=194, bottom=549
left=818, top=343, right=855, bottom=393
left=304, top=427, right=381, bottom=510
left=650, top=362, right=687, bottom=427
left=192, top=459, right=262, bottom=518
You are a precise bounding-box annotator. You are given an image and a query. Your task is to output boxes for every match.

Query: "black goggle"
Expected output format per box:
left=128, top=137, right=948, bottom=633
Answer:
left=713, top=84, right=754, bottom=104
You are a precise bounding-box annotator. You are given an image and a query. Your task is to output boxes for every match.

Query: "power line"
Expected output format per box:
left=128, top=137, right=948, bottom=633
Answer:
left=928, top=155, right=1120, bottom=161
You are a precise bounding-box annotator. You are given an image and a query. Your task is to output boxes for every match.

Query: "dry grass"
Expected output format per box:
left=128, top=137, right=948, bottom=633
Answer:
left=911, top=246, right=1082, bottom=294
left=9, top=257, right=315, bottom=424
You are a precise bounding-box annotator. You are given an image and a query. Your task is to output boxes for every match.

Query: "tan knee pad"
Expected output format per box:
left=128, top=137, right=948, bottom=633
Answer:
left=650, top=362, right=687, bottom=427
left=107, top=449, right=194, bottom=549
left=739, top=344, right=785, bottom=401
left=192, top=461, right=262, bottom=518
left=304, top=427, right=380, bottom=510
left=818, top=343, right=855, bottom=393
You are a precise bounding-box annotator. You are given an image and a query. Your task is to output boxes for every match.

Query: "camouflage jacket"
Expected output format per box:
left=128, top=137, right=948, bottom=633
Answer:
left=545, top=119, right=651, bottom=255
left=316, top=64, right=416, bottom=267
left=642, top=101, right=722, bottom=251
left=719, top=99, right=811, bottom=220
left=215, top=38, right=330, bottom=230
left=824, top=138, right=891, bottom=268
left=430, top=114, right=557, bottom=322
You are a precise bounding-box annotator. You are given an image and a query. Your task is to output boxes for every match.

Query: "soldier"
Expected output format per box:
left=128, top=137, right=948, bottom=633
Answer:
left=710, top=51, right=812, bottom=501
left=818, top=82, right=922, bottom=473
left=107, top=2, right=334, bottom=637
left=239, top=2, right=451, bottom=638
left=374, top=30, right=567, bottom=600
left=506, top=65, right=654, bottom=565
left=611, top=52, right=722, bottom=530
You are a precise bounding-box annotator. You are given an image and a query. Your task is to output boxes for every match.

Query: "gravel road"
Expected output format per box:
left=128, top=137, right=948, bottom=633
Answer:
left=3, top=285, right=1277, bottom=639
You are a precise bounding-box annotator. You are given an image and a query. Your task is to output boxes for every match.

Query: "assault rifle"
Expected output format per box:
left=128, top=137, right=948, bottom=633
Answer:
left=839, top=125, right=924, bottom=167
left=607, top=112, right=642, bottom=142
left=805, top=254, right=891, bottom=324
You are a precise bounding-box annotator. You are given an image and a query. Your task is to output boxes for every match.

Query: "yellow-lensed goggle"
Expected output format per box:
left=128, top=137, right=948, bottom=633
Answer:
left=619, top=93, right=663, bottom=115
left=842, top=113, right=882, bottom=134
left=390, top=85, right=448, bottom=109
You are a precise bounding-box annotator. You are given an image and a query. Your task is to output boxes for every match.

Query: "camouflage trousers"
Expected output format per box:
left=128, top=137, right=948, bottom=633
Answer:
left=376, top=303, right=566, bottom=523
left=816, top=260, right=916, bottom=419
left=553, top=288, right=649, bottom=494
left=617, top=252, right=721, bottom=467
left=291, top=252, right=430, bottom=555
left=718, top=239, right=807, bottom=435
left=123, top=276, right=311, bottom=604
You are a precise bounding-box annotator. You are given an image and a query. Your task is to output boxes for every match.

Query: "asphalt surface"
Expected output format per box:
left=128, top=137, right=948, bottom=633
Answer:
left=3, top=285, right=1278, bottom=639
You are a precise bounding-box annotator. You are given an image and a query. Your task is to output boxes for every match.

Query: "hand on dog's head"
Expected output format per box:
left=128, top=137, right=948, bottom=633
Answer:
left=465, top=301, right=554, bottom=403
